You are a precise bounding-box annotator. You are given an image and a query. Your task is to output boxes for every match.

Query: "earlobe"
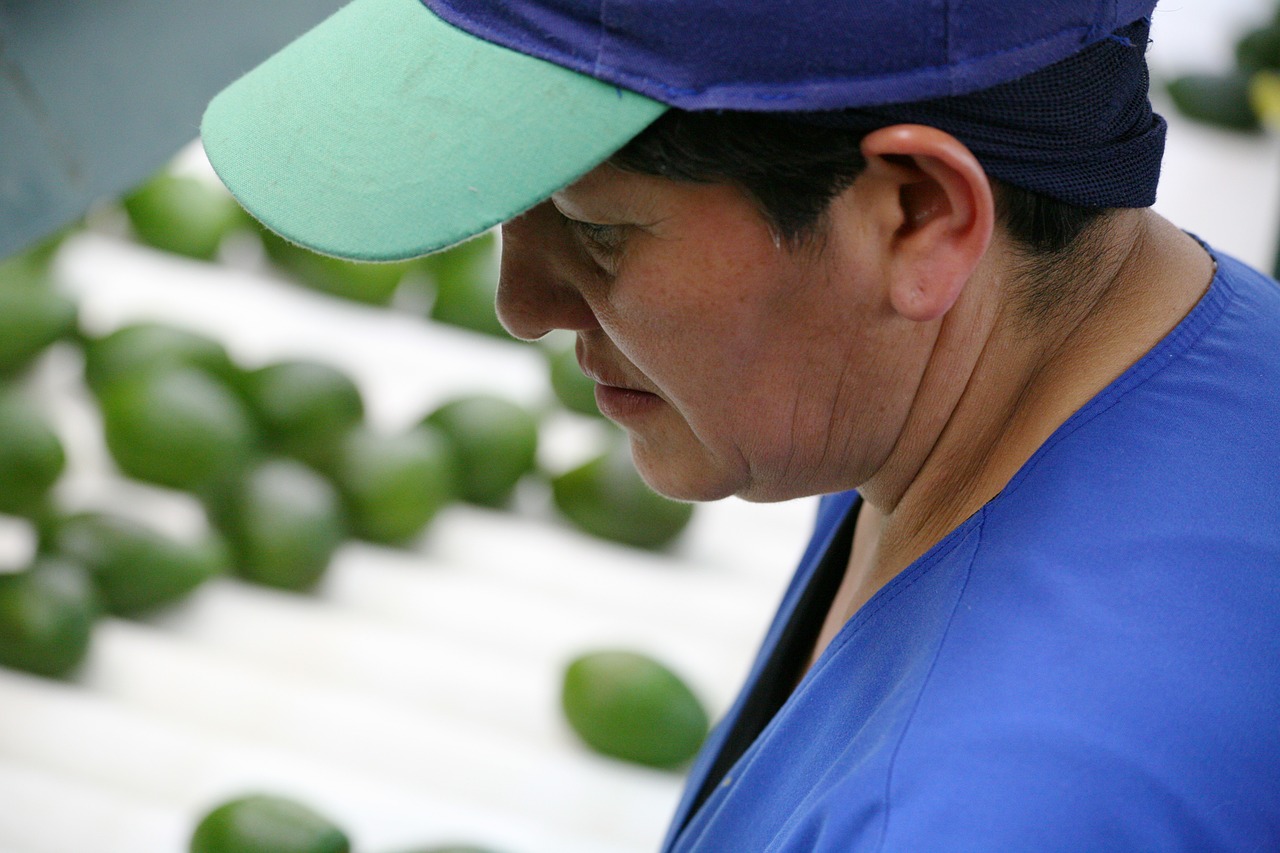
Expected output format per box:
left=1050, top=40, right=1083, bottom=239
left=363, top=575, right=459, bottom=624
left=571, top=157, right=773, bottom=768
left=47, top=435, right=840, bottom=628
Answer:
left=860, top=125, right=995, bottom=323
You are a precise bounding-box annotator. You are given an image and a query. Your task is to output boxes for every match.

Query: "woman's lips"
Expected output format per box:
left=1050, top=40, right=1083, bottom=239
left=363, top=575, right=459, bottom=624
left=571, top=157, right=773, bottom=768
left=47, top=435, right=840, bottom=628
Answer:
left=594, top=383, right=662, bottom=421
left=577, top=355, right=662, bottom=421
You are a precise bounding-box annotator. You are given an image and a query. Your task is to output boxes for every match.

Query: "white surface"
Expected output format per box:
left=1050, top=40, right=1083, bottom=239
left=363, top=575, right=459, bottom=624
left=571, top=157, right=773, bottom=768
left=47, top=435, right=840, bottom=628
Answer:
left=4, top=3, right=1280, bottom=851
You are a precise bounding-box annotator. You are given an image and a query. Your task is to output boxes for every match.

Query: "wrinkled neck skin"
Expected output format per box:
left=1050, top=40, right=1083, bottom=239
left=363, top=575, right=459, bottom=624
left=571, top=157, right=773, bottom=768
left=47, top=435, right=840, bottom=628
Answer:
left=840, top=209, right=1214, bottom=621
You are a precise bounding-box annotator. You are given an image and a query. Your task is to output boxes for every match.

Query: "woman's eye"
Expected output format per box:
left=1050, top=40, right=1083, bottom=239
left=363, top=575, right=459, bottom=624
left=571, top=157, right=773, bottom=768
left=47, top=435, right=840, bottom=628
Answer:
left=568, top=219, right=626, bottom=256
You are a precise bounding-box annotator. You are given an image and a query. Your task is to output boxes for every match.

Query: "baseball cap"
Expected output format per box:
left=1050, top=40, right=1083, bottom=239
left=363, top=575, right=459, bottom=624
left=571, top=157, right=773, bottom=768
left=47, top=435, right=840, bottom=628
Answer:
left=201, top=0, right=1159, bottom=262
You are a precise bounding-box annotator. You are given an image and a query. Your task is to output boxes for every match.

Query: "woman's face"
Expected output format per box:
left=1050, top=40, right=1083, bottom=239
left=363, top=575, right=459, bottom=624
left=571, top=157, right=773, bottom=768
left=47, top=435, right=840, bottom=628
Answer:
left=497, top=164, right=933, bottom=503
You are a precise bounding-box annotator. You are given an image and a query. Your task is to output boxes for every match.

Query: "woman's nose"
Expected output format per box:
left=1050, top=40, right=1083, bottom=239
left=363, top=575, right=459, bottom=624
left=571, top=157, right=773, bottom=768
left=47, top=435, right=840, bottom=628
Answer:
left=496, top=202, right=599, bottom=341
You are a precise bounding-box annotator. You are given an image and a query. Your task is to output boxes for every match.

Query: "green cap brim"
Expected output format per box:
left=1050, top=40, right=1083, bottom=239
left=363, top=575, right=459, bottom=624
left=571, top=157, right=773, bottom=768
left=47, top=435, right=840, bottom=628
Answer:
left=201, top=0, right=666, bottom=261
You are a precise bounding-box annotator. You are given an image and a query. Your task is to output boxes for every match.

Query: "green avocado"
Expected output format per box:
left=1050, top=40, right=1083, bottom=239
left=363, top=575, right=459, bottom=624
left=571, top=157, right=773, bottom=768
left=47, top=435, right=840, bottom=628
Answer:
left=0, top=558, right=97, bottom=679
left=189, top=794, right=350, bottom=853
left=561, top=649, right=709, bottom=769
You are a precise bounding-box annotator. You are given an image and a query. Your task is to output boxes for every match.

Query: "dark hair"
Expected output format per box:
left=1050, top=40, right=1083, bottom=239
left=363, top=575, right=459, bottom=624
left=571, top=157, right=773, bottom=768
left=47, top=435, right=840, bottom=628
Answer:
left=611, top=111, right=866, bottom=247
left=611, top=109, right=1112, bottom=322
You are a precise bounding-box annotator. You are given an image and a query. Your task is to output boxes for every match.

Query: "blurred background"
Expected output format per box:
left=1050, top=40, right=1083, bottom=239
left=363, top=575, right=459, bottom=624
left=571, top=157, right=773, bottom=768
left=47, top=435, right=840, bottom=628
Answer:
left=1, top=1, right=1279, bottom=851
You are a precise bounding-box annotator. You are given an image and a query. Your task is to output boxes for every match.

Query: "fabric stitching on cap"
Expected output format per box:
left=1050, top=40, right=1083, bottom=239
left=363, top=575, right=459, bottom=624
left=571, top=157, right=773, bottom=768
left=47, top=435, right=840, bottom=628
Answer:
left=592, top=0, right=608, bottom=78
left=422, top=0, right=1123, bottom=108
left=1084, top=0, right=1112, bottom=43
left=593, top=21, right=1106, bottom=106
left=942, top=0, right=953, bottom=83
left=424, top=0, right=602, bottom=78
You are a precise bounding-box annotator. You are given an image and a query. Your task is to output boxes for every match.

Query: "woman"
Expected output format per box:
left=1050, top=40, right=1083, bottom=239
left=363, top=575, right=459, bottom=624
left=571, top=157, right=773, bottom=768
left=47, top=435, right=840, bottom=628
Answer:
left=202, top=1, right=1280, bottom=848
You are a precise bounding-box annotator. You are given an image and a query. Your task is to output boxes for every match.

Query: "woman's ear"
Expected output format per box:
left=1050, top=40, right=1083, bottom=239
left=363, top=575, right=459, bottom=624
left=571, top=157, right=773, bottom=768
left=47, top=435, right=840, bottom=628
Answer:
left=858, top=125, right=995, bottom=322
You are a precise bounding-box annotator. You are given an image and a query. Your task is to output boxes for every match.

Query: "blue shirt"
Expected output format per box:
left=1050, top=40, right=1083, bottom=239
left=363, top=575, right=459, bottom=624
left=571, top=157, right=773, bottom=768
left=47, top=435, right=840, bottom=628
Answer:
left=664, top=246, right=1280, bottom=852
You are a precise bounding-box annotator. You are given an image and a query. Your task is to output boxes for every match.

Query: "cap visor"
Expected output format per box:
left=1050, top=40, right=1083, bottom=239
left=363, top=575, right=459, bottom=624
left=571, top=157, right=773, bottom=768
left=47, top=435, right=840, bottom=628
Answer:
left=201, top=0, right=665, bottom=261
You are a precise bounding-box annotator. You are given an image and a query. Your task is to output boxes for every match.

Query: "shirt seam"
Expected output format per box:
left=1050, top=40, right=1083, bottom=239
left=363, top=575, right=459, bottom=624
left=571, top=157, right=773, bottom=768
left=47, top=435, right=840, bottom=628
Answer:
left=1001, top=262, right=1236, bottom=501
left=670, top=494, right=861, bottom=851
left=808, top=523, right=975, bottom=673
left=874, top=509, right=985, bottom=852
left=747, top=520, right=981, bottom=851
left=752, top=519, right=981, bottom=849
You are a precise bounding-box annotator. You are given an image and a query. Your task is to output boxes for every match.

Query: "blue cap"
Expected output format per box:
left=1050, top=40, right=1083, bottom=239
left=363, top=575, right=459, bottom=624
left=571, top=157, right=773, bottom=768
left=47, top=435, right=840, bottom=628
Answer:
left=430, top=0, right=1159, bottom=110
left=202, top=0, right=1163, bottom=261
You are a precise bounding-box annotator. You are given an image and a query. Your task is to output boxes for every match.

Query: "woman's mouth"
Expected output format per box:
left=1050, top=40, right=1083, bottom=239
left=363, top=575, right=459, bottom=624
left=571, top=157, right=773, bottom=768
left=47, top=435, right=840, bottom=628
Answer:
left=577, top=353, right=663, bottom=422
left=593, top=383, right=662, bottom=421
